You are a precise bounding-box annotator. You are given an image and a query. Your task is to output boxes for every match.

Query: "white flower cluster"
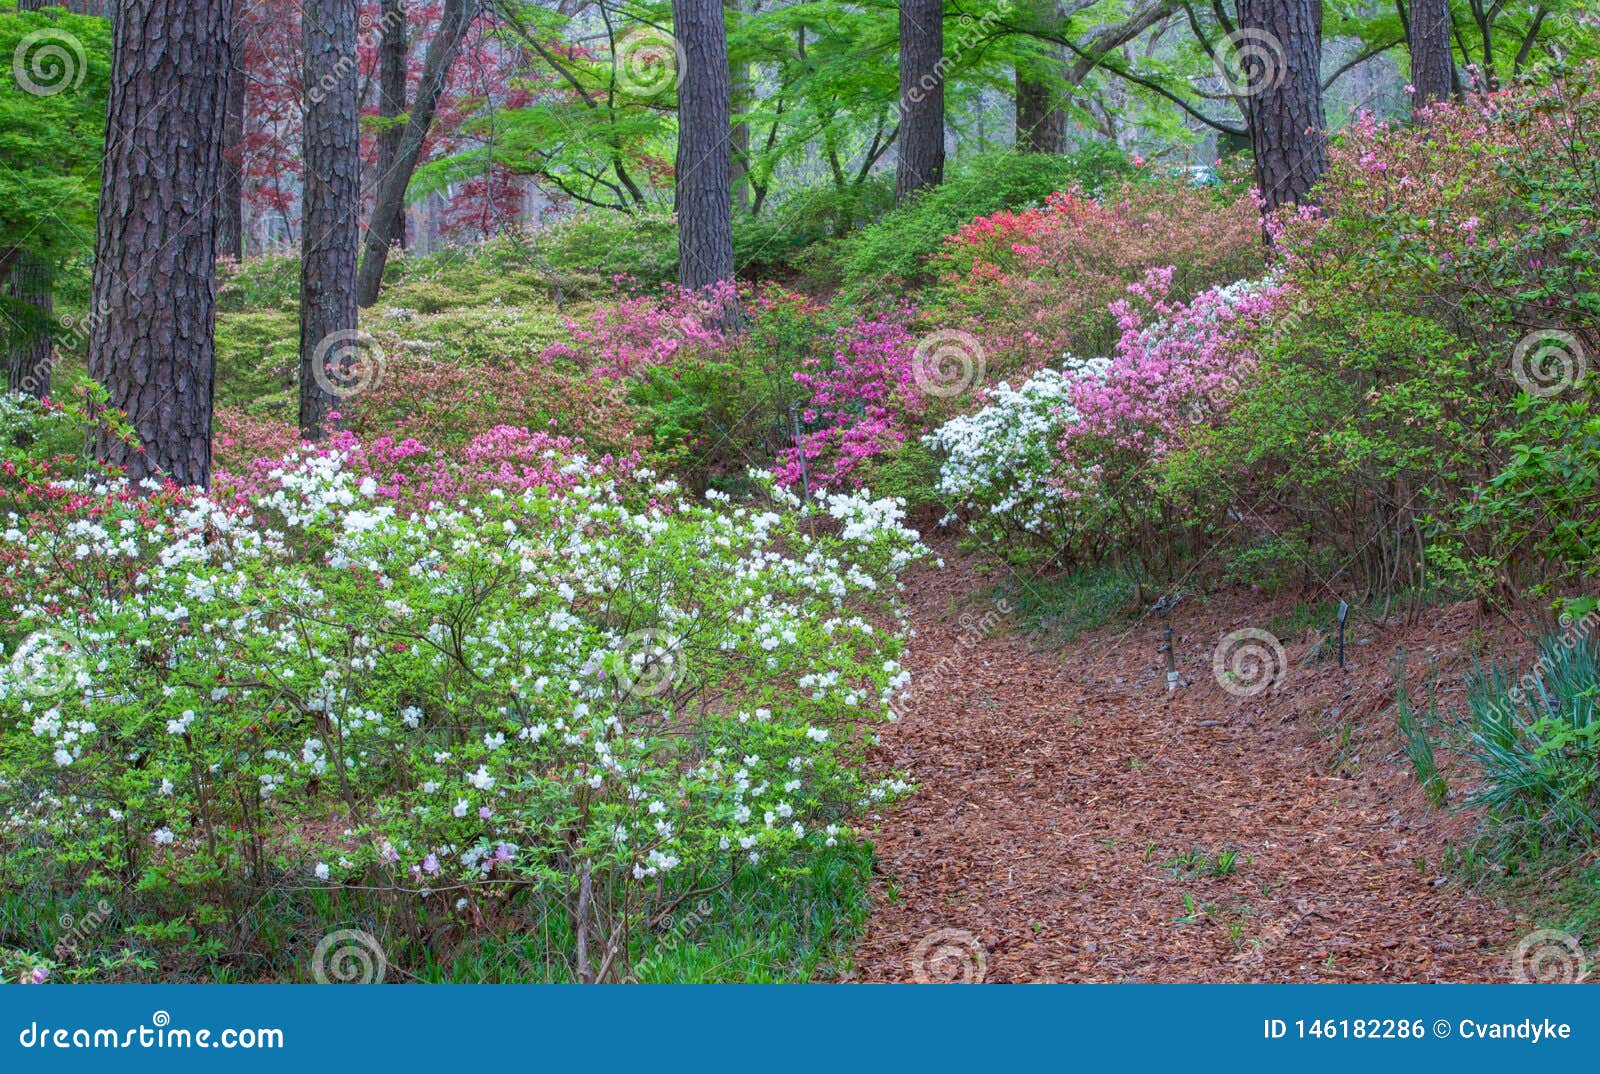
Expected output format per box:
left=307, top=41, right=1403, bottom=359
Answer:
left=926, top=355, right=1109, bottom=537
left=0, top=444, right=927, bottom=913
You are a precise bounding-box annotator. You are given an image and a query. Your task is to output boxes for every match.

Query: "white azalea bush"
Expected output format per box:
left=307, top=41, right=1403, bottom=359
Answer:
left=1, top=430, right=924, bottom=979
left=925, top=356, right=1109, bottom=556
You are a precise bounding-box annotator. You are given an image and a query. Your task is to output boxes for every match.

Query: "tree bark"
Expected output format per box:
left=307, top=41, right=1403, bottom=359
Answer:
left=1015, top=51, right=1068, bottom=153
left=726, top=0, right=751, bottom=213
left=6, top=252, right=53, bottom=399
left=1238, top=0, right=1327, bottom=217
left=88, top=0, right=232, bottom=488
left=1407, top=0, right=1455, bottom=108
left=355, top=0, right=475, bottom=307
left=673, top=0, right=737, bottom=291
left=300, top=0, right=361, bottom=440
left=895, top=0, right=944, bottom=200
left=218, top=1, right=247, bottom=261
left=375, top=0, right=410, bottom=248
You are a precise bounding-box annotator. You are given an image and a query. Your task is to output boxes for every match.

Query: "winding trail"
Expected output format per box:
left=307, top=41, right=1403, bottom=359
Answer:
left=851, top=541, right=1519, bottom=983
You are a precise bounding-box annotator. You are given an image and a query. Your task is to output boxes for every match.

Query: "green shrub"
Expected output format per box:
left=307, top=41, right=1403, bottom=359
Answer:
left=1464, top=624, right=1600, bottom=858
left=837, top=146, right=1139, bottom=289
left=0, top=441, right=925, bottom=981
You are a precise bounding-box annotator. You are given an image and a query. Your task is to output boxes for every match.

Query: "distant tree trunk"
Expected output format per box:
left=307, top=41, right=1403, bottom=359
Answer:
left=218, top=2, right=247, bottom=261
left=356, top=0, right=475, bottom=307
left=88, top=0, right=232, bottom=488
left=1015, top=52, right=1067, bottom=153
left=895, top=0, right=944, bottom=200
left=727, top=0, right=751, bottom=214
left=1016, top=1, right=1175, bottom=154
left=300, top=0, right=361, bottom=440
left=375, top=0, right=410, bottom=249
left=1407, top=0, right=1455, bottom=108
left=6, top=253, right=52, bottom=399
left=673, top=0, right=737, bottom=292
left=1238, top=0, right=1327, bottom=217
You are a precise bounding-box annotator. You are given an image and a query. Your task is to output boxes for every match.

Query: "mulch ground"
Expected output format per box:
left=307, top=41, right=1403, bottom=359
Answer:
left=849, top=538, right=1533, bottom=983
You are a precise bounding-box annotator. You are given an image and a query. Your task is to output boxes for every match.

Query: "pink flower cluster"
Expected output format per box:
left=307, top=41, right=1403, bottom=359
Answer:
left=1055, top=268, right=1286, bottom=497
left=546, top=280, right=737, bottom=382
left=774, top=310, right=922, bottom=490
left=216, top=425, right=637, bottom=511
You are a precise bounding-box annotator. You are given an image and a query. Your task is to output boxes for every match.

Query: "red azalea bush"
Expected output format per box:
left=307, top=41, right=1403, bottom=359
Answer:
left=927, top=181, right=1262, bottom=374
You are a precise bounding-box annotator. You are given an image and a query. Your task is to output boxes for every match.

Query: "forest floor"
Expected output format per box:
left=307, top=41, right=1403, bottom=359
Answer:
left=849, top=537, right=1531, bottom=983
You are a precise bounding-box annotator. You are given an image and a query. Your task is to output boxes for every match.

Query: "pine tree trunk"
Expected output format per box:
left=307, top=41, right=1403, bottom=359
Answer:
left=1407, top=0, right=1455, bottom=108
left=727, top=0, right=751, bottom=214
left=673, top=0, right=737, bottom=291
left=88, top=0, right=232, bottom=488
left=375, top=0, right=410, bottom=248
left=1015, top=54, right=1067, bottom=154
left=6, top=252, right=53, bottom=399
left=895, top=0, right=944, bottom=200
left=218, top=3, right=246, bottom=261
left=355, top=0, right=474, bottom=307
left=300, top=0, right=361, bottom=440
left=1238, top=0, right=1327, bottom=216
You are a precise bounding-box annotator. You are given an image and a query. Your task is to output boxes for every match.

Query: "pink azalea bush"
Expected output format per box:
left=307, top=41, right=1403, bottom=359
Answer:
left=215, top=423, right=641, bottom=513
left=929, top=270, right=1289, bottom=562
left=774, top=308, right=924, bottom=491
left=544, top=279, right=737, bottom=382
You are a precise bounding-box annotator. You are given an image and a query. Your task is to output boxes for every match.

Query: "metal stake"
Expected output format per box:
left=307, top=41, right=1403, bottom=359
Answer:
left=1155, top=593, right=1183, bottom=692
left=1337, top=601, right=1349, bottom=668
left=788, top=402, right=810, bottom=511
